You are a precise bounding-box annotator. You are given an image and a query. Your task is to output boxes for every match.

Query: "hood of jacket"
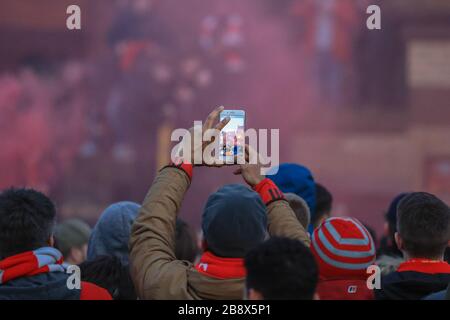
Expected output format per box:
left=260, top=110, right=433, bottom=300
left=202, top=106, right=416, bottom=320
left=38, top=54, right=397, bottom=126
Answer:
left=88, top=201, right=140, bottom=265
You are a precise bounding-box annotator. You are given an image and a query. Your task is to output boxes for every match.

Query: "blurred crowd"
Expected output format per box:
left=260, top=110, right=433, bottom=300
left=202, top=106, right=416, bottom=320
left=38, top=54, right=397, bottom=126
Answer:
left=0, top=0, right=384, bottom=203
left=0, top=107, right=448, bottom=300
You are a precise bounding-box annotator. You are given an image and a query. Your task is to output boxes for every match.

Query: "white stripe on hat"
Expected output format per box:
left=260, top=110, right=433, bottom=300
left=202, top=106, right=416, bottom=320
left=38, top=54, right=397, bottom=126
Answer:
left=318, top=227, right=375, bottom=258
left=312, top=235, right=375, bottom=270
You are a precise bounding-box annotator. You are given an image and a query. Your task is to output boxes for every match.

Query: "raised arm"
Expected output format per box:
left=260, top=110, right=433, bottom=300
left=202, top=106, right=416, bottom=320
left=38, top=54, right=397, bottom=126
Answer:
left=129, top=106, right=230, bottom=299
left=251, top=178, right=311, bottom=246
left=234, top=147, right=311, bottom=247
left=129, top=164, right=192, bottom=299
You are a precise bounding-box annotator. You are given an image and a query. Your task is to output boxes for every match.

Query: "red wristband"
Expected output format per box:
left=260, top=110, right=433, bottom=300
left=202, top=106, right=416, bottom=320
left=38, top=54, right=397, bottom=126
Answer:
left=253, top=178, right=285, bottom=206
left=163, top=161, right=193, bottom=180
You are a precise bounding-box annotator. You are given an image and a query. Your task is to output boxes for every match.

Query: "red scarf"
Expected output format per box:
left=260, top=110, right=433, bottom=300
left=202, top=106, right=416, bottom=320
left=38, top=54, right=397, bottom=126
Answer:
left=0, top=247, right=66, bottom=284
left=195, top=251, right=246, bottom=279
left=397, top=258, right=450, bottom=274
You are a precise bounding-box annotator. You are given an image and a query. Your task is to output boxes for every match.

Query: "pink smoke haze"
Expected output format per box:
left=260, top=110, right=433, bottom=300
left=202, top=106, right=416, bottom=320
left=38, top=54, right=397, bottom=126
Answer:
left=1, top=0, right=450, bottom=239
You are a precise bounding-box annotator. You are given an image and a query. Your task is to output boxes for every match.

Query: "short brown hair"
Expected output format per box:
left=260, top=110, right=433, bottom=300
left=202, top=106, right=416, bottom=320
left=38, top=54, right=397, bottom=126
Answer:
left=397, top=192, right=449, bottom=258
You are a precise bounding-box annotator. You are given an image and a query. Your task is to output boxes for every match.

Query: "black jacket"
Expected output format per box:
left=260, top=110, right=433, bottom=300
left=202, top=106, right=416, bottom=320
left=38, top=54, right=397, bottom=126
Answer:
left=376, top=271, right=450, bottom=300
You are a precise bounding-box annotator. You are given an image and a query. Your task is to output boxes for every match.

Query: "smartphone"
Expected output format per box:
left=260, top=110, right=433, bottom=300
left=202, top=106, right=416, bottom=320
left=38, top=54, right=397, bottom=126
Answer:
left=219, top=109, right=245, bottom=163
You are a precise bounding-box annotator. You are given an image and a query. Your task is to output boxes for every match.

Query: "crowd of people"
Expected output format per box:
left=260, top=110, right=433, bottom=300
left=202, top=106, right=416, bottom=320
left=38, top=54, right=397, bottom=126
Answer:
left=0, top=107, right=449, bottom=300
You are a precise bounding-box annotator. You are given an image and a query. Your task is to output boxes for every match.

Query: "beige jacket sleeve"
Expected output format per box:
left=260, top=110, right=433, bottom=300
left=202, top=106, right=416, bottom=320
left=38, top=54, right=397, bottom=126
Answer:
left=129, top=168, right=310, bottom=300
left=265, top=199, right=311, bottom=247
left=129, top=167, right=194, bottom=300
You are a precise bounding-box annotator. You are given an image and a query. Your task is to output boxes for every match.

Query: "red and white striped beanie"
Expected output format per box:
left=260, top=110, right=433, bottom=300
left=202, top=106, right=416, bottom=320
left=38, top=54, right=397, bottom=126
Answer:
left=311, top=217, right=376, bottom=279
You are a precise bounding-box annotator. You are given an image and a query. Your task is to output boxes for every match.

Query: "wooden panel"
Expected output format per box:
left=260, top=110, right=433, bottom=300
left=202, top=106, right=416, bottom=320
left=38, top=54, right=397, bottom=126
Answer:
left=407, top=40, right=450, bottom=89
left=386, top=0, right=450, bottom=15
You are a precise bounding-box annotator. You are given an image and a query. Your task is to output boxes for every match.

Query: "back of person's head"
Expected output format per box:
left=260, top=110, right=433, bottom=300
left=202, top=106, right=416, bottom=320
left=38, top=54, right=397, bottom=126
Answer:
left=313, top=183, right=333, bottom=228
left=396, top=192, right=450, bottom=259
left=88, top=201, right=140, bottom=265
left=284, top=193, right=310, bottom=229
left=79, top=255, right=137, bottom=300
left=175, top=218, right=199, bottom=262
left=311, top=217, right=376, bottom=279
left=54, top=218, right=91, bottom=265
left=0, top=188, right=56, bottom=259
left=245, top=237, right=318, bottom=300
left=202, top=184, right=267, bottom=258
left=269, top=163, right=316, bottom=217
left=378, top=193, right=408, bottom=258
left=386, top=193, right=408, bottom=235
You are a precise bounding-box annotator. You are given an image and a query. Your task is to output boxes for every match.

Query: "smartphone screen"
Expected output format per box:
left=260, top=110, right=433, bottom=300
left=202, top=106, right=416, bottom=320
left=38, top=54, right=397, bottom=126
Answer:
left=219, top=110, right=245, bottom=162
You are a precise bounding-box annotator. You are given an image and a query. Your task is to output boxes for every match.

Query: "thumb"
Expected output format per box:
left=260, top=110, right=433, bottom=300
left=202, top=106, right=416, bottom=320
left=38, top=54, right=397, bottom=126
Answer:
left=233, top=167, right=242, bottom=175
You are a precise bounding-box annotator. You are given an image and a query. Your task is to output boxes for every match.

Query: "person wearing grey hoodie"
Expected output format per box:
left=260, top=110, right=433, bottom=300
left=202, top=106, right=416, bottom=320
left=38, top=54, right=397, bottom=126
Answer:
left=87, top=201, right=199, bottom=264
left=86, top=201, right=140, bottom=299
left=85, top=201, right=199, bottom=299
left=88, top=201, right=140, bottom=265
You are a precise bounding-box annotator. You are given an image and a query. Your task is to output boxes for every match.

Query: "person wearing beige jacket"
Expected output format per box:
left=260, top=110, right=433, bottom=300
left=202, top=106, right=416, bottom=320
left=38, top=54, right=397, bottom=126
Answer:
left=129, top=107, right=310, bottom=300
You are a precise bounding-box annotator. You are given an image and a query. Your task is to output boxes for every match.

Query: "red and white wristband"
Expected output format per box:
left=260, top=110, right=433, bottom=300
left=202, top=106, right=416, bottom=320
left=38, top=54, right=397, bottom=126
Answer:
left=160, top=166, right=284, bottom=204
left=163, top=160, right=193, bottom=181
left=253, top=178, right=285, bottom=206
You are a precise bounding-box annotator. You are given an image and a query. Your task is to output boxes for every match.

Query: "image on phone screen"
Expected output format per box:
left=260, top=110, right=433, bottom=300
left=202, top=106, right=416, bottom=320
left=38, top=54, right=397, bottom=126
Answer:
left=219, top=110, right=245, bottom=162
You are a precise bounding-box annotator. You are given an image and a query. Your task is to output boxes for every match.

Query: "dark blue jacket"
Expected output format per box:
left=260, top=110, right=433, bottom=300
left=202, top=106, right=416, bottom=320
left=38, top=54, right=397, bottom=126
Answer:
left=0, top=273, right=80, bottom=300
left=375, top=271, right=450, bottom=300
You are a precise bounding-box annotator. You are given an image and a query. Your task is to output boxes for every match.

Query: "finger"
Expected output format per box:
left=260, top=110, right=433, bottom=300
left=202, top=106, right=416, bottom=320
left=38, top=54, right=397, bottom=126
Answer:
left=242, top=144, right=250, bottom=163
left=204, top=105, right=224, bottom=130
left=214, top=116, right=230, bottom=132
left=245, top=144, right=259, bottom=164
left=233, top=167, right=242, bottom=175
